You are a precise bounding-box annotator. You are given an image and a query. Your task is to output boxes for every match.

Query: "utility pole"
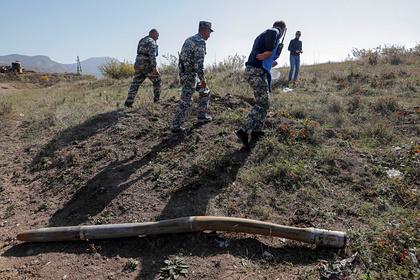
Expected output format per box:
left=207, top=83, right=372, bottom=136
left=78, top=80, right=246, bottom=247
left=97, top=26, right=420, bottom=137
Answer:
left=76, top=56, right=82, bottom=75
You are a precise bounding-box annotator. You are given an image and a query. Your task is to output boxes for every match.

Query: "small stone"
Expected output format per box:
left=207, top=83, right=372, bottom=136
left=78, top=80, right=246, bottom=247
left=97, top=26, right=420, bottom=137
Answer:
left=408, top=252, right=418, bottom=265
left=262, top=251, right=274, bottom=260
left=385, top=168, right=402, bottom=178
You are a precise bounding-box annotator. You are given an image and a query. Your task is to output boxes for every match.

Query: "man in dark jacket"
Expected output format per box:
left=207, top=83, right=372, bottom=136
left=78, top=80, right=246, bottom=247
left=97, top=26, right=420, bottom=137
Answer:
left=236, top=21, right=286, bottom=150
left=288, top=31, right=302, bottom=82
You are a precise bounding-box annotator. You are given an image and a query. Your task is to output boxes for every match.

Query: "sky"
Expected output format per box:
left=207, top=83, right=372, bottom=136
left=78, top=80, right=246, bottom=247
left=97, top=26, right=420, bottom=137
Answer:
left=1, top=0, right=419, bottom=66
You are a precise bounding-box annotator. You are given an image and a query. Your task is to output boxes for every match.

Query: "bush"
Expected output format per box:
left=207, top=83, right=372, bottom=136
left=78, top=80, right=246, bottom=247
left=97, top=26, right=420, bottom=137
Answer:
left=208, top=54, right=246, bottom=72
left=412, top=43, right=420, bottom=56
left=39, top=75, right=50, bottom=82
left=99, top=59, right=134, bottom=79
left=159, top=54, right=179, bottom=76
left=352, top=45, right=412, bottom=65
left=372, top=96, right=399, bottom=115
left=328, top=97, right=343, bottom=113
left=363, top=121, right=395, bottom=145
left=382, top=45, right=406, bottom=65
left=352, top=47, right=380, bottom=65
left=347, top=95, right=363, bottom=113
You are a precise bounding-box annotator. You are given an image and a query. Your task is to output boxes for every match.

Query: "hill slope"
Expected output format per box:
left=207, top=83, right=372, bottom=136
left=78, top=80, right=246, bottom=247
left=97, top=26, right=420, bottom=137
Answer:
left=0, top=56, right=419, bottom=279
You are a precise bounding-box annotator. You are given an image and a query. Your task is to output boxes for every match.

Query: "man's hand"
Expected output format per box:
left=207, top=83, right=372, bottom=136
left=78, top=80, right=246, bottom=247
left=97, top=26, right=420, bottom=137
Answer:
left=272, top=61, right=278, bottom=67
left=199, top=79, right=206, bottom=88
left=256, top=51, right=272, bottom=61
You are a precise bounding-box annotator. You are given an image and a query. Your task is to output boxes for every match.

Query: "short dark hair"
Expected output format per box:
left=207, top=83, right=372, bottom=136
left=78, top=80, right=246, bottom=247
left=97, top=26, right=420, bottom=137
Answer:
left=149, top=29, right=158, bottom=35
left=273, top=21, right=286, bottom=30
left=296, top=31, right=301, bottom=35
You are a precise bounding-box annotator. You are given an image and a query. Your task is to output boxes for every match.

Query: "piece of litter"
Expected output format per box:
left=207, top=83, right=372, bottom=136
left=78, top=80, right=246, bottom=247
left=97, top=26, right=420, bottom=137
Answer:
left=270, top=69, right=281, bottom=80
left=283, top=87, right=293, bottom=93
left=19, top=113, right=25, bottom=117
left=386, top=168, right=402, bottom=178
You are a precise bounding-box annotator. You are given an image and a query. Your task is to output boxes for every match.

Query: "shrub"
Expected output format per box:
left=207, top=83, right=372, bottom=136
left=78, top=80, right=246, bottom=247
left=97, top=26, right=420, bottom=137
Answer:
left=328, top=97, right=343, bottom=113
left=39, top=75, right=50, bottom=82
left=363, top=121, right=395, bottom=145
left=347, top=95, right=363, bottom=113
left=352, top=47, right=380, bottom=65
left=99, top=59, right=134, bottom=79
left=412, top=43, right=420, bottom=56
left=352, top=45, right=411, bottom=65
left=208, top=54, right=246, bottom=72
left=372, top=96, right=398, bottom=115
left=382, top=45, right=406, bottom=65
left=159, top=53, right=178, bottom=76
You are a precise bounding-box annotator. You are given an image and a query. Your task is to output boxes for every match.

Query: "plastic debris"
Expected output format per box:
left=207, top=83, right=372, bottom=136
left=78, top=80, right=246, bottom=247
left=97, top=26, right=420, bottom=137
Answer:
left=386, top=168, right=402, bottom=178
left=270, top=69, right=281, bottom=80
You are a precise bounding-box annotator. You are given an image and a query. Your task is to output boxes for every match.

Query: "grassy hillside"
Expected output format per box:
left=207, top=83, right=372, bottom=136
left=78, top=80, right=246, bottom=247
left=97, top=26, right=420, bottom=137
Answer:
left=0, top=49, right=419, bottom=279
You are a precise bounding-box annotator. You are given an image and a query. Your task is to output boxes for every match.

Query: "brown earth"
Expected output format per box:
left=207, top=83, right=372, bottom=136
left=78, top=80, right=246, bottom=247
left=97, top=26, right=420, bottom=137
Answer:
left=0, top=91, right=343, bottom=280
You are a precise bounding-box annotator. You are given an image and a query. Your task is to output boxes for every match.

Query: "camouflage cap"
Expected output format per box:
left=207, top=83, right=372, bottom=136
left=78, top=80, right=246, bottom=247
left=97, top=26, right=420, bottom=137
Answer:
left=199, top=21, right=214, bottom=32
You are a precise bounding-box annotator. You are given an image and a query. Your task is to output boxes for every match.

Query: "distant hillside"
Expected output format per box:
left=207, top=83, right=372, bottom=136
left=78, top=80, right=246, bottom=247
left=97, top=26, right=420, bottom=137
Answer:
left=0, top=54, right=116, bottom=77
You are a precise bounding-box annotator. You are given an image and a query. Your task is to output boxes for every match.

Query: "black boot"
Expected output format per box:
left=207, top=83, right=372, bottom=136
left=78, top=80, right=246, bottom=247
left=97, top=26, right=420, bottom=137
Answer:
left=235, top=128, right=250, bottom=150
left=124, top=100, right=133, bottom=108
left=251, top=131, right=265, bottom=142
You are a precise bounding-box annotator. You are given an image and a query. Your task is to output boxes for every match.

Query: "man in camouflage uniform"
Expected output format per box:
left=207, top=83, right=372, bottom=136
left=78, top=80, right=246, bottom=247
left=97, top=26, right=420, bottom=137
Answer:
left=124, top=29, right=161, bottom=107
left=236, top=21, right=286, bottom=149
left=171, top=21, right=214, bottom=133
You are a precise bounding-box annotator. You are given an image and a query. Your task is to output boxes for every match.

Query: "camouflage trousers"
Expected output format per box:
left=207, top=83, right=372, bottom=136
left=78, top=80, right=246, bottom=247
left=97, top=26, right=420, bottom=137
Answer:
left=242, top=66, right=269, bottom=133
left=172, top=73, right=210, bottom=129
left=126, top=68, right=161, bottom=103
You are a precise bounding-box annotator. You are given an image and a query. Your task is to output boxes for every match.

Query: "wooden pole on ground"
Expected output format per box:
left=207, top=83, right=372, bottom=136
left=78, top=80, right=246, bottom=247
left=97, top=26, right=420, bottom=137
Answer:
left=17, top=216, right=347, bottom=248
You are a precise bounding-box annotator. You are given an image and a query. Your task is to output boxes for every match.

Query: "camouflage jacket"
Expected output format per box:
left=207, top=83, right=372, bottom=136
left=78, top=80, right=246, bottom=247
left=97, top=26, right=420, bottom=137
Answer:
left=135, top=36, right=158, bottom=70
left=178, top=33, right=206, bottom=80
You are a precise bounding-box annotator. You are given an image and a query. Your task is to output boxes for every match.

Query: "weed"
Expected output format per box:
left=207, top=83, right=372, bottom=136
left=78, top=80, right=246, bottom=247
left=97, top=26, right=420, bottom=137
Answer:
left=372, top=96, right=399, bottom=115
left=4, top=204, right=16, bottom=218
left=124, top=258, right=138, bottom=272
left=347, top=95, right=363, bottom=113
left=37, top=203, right=49, bottom=212
left=362, top=121, right=396, bottom=146
left=208, top=54, right=246, bottom=73
left=160, top=256, right=189, bottom=280
left=328, top=97, right=343, bottom=113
